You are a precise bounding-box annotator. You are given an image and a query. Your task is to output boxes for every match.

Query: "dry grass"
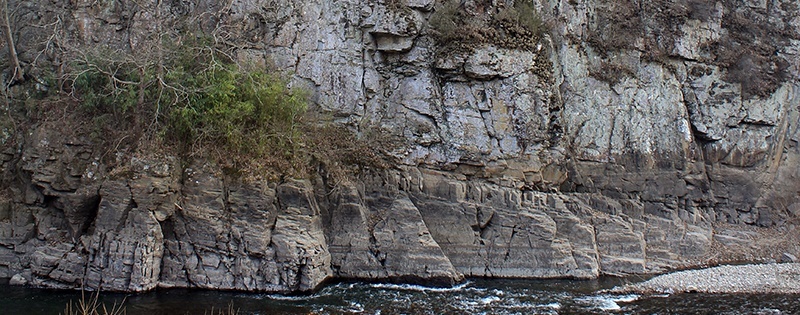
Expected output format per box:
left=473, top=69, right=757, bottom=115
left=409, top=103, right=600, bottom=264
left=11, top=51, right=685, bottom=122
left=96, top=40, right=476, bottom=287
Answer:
left=589, top=61, right=636, bottom=86
left=706, top=221, right=800, bottom=266
left=299, top=121, right=399, bottom=183
left=586, top=0, right=795, bottom=99
left=61, top=291, right=126, bottom=315
left=429, top=0, right=544, bottom=52
left=205, top=302, right=239, bottom=315
left=61, top=291, right=242, bottom=315
left=713, top=6, right=794, bottom=98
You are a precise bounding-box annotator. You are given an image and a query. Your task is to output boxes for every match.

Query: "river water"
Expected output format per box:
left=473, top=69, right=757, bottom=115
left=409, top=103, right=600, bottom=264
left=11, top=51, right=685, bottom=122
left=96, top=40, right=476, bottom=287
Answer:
left=2, top=277, right=799, bottom=314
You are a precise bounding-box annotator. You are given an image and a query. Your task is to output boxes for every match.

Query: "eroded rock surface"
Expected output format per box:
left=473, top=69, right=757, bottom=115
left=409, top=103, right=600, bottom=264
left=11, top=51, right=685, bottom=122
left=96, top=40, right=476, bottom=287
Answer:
left=0, top=0, right=798, bottom=293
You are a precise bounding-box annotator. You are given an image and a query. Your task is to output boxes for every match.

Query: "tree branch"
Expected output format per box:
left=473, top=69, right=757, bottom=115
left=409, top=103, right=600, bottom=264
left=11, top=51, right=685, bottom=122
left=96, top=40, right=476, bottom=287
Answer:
left=1, top=0, right=24, bottom=83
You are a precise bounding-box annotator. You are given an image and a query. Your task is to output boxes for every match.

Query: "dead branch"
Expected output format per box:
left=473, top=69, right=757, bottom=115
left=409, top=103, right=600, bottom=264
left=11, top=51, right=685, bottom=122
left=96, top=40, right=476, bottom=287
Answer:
left=1, top=0, right=24, bottom=83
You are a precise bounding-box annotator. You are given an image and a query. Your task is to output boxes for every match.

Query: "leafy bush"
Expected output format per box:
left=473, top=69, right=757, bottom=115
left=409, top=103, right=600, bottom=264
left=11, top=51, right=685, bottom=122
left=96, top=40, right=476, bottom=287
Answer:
left=164, top=62, right=307, bottom=158
left=66, top=36, right=310, bottom=176
left=70, top=51, right=143, bottom=122
left=62, top=35, right=391, bottom=179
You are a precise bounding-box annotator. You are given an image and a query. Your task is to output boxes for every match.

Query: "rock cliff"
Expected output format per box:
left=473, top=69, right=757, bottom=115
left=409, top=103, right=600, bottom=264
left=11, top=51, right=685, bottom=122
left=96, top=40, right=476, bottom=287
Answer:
left=0, top=0, right=798, bottom=292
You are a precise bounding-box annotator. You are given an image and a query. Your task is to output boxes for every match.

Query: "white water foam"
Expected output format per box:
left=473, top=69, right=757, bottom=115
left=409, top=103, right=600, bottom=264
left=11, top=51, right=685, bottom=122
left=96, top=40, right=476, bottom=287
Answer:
left=454, top=296, right=500, bottom=308
left=539, top=302, right=561, bottom=309
left=490, top=289, right=506, bottom=296
left=496, top=301, right=559, bottom=311
left=576, top=294, right=639, bottom=311
left=369, top=280, right=472, bottom=292
left=345, top=301, right=364, bottom=313
left=612, top=294, right=640, bottom=303
left=264, top=282, right=359, bottom=301
left=264, top=294, right=317, bottom=301
left=594, top=298, right=621, bottom=311
left=463, top=286, right=489, bottom=293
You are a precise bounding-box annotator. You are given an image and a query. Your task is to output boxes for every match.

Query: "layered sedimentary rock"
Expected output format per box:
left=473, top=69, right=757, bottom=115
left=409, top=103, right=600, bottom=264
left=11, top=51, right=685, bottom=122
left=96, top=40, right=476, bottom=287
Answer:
left=0, top=0, right=798, bottom=292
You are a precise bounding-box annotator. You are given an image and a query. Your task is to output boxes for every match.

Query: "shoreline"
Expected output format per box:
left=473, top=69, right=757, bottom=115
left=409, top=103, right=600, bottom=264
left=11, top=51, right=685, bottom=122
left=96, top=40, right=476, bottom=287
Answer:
left=4, top=262, right=800, bottom=295
left=609, top=263, right=800, bottom=295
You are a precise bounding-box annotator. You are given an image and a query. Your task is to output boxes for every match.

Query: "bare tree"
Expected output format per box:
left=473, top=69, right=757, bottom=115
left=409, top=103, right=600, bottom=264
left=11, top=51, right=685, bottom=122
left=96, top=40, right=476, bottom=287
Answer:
left=1, top=0, right=24, bottom=83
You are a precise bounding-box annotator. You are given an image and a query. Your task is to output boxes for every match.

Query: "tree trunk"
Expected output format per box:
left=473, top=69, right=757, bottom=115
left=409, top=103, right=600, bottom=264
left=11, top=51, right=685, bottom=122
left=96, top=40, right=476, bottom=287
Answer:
left=1, top=0, right=24, bottom=83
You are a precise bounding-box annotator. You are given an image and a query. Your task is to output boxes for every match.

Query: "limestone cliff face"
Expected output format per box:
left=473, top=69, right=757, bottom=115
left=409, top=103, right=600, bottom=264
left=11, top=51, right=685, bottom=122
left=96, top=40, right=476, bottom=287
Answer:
left=0, top=0, right=799, bottom=292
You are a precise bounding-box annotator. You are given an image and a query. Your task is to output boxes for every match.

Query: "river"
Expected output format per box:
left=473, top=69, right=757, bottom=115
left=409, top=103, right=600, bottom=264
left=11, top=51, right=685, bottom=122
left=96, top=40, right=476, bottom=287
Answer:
left=1, top=277, right=799, bottom=314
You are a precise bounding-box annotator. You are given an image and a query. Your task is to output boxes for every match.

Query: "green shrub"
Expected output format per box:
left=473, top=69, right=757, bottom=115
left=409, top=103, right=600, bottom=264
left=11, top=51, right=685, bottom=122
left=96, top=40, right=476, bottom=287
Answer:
left=71, top=51, right=142, bottom=120
left=62, top=35, right=393, bottom=180
left=67, top=36, right=310, bottom=175
left=166, top=63, right=307, bottom=157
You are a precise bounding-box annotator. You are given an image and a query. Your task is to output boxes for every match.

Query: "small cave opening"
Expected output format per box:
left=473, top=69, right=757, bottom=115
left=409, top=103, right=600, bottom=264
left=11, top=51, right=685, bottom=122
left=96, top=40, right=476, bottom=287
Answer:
left=77, top=195, right=101, bottom=237
left=159, top=218, right=176, bottom=240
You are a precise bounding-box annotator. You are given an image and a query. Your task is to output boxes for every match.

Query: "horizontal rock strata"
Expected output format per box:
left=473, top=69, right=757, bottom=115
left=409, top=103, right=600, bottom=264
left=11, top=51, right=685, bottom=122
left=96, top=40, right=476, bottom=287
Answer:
left=0, top=0, right=798, bottom=293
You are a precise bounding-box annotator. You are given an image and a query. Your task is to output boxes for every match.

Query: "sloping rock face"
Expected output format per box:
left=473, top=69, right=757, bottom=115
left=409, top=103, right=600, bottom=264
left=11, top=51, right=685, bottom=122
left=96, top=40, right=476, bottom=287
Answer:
left=0, top=0, right=799, bottom=292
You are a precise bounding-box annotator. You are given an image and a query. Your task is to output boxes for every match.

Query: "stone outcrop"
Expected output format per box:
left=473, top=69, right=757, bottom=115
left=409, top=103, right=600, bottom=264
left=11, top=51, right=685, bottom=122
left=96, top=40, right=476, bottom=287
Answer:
left=0, top=0, right=798, bottom=293
left=323, top=180, right=462, bottom=286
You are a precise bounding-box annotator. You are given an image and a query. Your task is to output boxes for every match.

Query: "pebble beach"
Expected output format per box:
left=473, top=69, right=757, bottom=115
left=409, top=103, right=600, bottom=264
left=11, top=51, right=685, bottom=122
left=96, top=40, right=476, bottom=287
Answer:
left=611, top=263, right=800, bottom=294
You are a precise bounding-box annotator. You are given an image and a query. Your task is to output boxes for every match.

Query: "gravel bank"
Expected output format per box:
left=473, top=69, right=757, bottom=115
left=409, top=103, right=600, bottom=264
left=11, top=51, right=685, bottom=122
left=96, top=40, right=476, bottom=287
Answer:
left=611, top=263, right=800, bottom=294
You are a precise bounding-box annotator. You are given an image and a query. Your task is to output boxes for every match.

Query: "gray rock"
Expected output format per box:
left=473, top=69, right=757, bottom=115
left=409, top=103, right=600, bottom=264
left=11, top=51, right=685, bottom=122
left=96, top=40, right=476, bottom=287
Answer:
left=373, top=34, right=415, bottom=52
left=9, top=273, right=27, bottom=286
left=406, top=0, right=434, bottom=11
left=160, top=167, right=332, bottom=293
left=0, top=0, right=799, bottom=294
left=463, top=46, right=536, bottom=80
left=781, top=253, right=798, bottom=263
left=327, top=182, right=463, bottom=286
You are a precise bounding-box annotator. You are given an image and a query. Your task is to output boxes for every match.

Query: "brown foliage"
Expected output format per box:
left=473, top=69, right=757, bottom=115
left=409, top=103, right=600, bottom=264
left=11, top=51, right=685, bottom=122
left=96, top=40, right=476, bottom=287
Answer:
left=429, top=0, right=544, bottom=52
left=589, top=61, right=636, bottom=86
left=586, top=0, right=796, bottom=99
left=712, top=3, right=794, bottom=98
left=301, top=119, right=399, bottom=181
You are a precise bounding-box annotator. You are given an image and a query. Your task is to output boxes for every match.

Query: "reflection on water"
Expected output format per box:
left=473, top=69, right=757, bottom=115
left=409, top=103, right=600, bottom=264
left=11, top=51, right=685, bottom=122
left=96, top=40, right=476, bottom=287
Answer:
left=1, top=277, right=798, bottom=315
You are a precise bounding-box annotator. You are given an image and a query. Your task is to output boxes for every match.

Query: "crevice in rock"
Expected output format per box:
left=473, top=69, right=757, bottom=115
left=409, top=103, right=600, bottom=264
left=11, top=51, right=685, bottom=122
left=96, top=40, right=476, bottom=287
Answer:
left=221, top=176, right=233, bottom=251
left=266, top=195, right=280, bottom=258
left=402, top=103, right=440, bottom=131
left=739, top=120, right=777, bottom=128
left=367, top=225, right=385, bottom=268
left=77, top=194, right=101, bottom=238
left=187, top=249, right=204, bottom=287
left=113, top=184, right=136, bottom=232
left=160, top=218, right=176, bottom=241
left=503, top=224, right=518, bottom=262
left=690, top=124, right=718, bottom=144
left=478, top=211, right=494, bottom=240
left=591, top=224, right=602, bottom=272
left=42, top=194, right=57, bottom=209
